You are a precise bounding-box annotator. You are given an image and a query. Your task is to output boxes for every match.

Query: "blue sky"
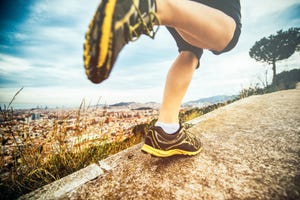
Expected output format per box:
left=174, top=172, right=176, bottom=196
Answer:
left=0, top=0, right=299, bottom=108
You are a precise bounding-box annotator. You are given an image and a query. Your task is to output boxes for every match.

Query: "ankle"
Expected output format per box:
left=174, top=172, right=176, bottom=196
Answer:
left=157, top=114, right=179, bottom=124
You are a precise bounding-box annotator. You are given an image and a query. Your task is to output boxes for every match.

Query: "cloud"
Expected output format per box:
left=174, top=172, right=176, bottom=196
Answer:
left=0, top=54, right=33, bottom=73
left=27, top=0, right=98, bottom=27
left=242, top=0, right=299, bottom=22
left=0, top=0, right=100, bottom=88
left=0, top=53, right=85, bottom=88
left=240, top=1, right=300, bottom=51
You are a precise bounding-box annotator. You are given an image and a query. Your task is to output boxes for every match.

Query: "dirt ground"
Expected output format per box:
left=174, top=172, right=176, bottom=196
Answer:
left=62, top=87, right=300, bottom=200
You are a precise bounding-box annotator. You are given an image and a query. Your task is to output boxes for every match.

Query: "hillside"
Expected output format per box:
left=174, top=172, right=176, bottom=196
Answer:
left=21, top=85, right=300, bottom=200
left=107, top=95, right=237, bottom=110
left=183, top=95, right=237, bottom=107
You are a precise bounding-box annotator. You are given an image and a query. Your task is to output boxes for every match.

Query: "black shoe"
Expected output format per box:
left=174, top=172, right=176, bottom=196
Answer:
left=141, top=125, right=202, bottom=157
left=83, top=0, right=160, bottom=84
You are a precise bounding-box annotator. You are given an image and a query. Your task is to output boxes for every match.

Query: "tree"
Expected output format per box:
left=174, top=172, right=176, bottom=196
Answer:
left=249, top=27, right=300, bottom=84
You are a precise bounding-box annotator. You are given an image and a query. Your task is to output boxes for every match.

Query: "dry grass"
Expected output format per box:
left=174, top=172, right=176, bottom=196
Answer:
left=0, top=95, right=147, bottom=199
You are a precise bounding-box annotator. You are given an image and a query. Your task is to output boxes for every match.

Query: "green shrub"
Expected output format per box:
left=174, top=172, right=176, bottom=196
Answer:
left=274, top=68, right=300, bottom=90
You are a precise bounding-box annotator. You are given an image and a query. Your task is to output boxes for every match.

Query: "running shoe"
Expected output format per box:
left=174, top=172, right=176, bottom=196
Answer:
left=83, top=0, right=160, bottom=83
left=141, top=125, right=203, bottom=157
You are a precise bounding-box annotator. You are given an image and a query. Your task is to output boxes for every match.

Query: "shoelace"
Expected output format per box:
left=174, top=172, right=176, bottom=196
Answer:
left=127, top=0, right=160, bottom=41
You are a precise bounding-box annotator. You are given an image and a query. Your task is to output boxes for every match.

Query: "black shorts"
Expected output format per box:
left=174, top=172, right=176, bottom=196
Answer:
left=167, top=0, right=241, bottom=62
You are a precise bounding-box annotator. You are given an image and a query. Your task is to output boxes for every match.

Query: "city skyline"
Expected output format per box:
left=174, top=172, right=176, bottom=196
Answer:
left=0, top=0, right=299, bottom=108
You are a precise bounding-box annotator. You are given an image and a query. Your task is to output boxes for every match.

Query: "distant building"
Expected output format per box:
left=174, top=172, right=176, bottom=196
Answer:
left=31, top=113, right=41, bottom=120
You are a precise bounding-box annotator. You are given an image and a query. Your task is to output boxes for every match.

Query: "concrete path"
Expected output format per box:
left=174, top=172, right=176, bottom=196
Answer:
left=22, top=87, right=300, bottom=200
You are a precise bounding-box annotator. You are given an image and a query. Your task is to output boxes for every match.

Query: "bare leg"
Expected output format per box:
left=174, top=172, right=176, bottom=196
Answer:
left=155, top=0, right=236, bottom=125
left=158, top=51, right=198, bottom=123
left=156, top=0, right=236, bottom=51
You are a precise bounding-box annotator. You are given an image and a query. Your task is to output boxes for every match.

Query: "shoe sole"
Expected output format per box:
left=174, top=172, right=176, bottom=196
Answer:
left=141, top=144, right=202, bottom=158
left=84, top=0, right=117, bottom=83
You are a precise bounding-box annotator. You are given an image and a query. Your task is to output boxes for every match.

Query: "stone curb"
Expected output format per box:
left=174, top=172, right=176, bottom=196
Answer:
left=19, top=163, right=103, bottom=200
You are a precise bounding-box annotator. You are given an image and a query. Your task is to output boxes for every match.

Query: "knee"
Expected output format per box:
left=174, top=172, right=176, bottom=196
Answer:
left=178, top=51, right=199, bottom=69
left=170, top=51, right=198, bottom=88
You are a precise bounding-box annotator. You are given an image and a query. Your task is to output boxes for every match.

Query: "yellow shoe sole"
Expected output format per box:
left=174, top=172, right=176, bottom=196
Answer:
left=141, top=144, right=202, bottom=158
left=84, top=0, right=117, bottom=83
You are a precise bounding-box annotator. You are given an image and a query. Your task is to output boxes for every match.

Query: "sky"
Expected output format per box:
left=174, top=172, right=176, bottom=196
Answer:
left=0, top=0, right=299, bottom=108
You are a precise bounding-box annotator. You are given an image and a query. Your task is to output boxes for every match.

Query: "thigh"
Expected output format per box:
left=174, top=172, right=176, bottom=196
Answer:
left=167, top=0, right=241, bottom=54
